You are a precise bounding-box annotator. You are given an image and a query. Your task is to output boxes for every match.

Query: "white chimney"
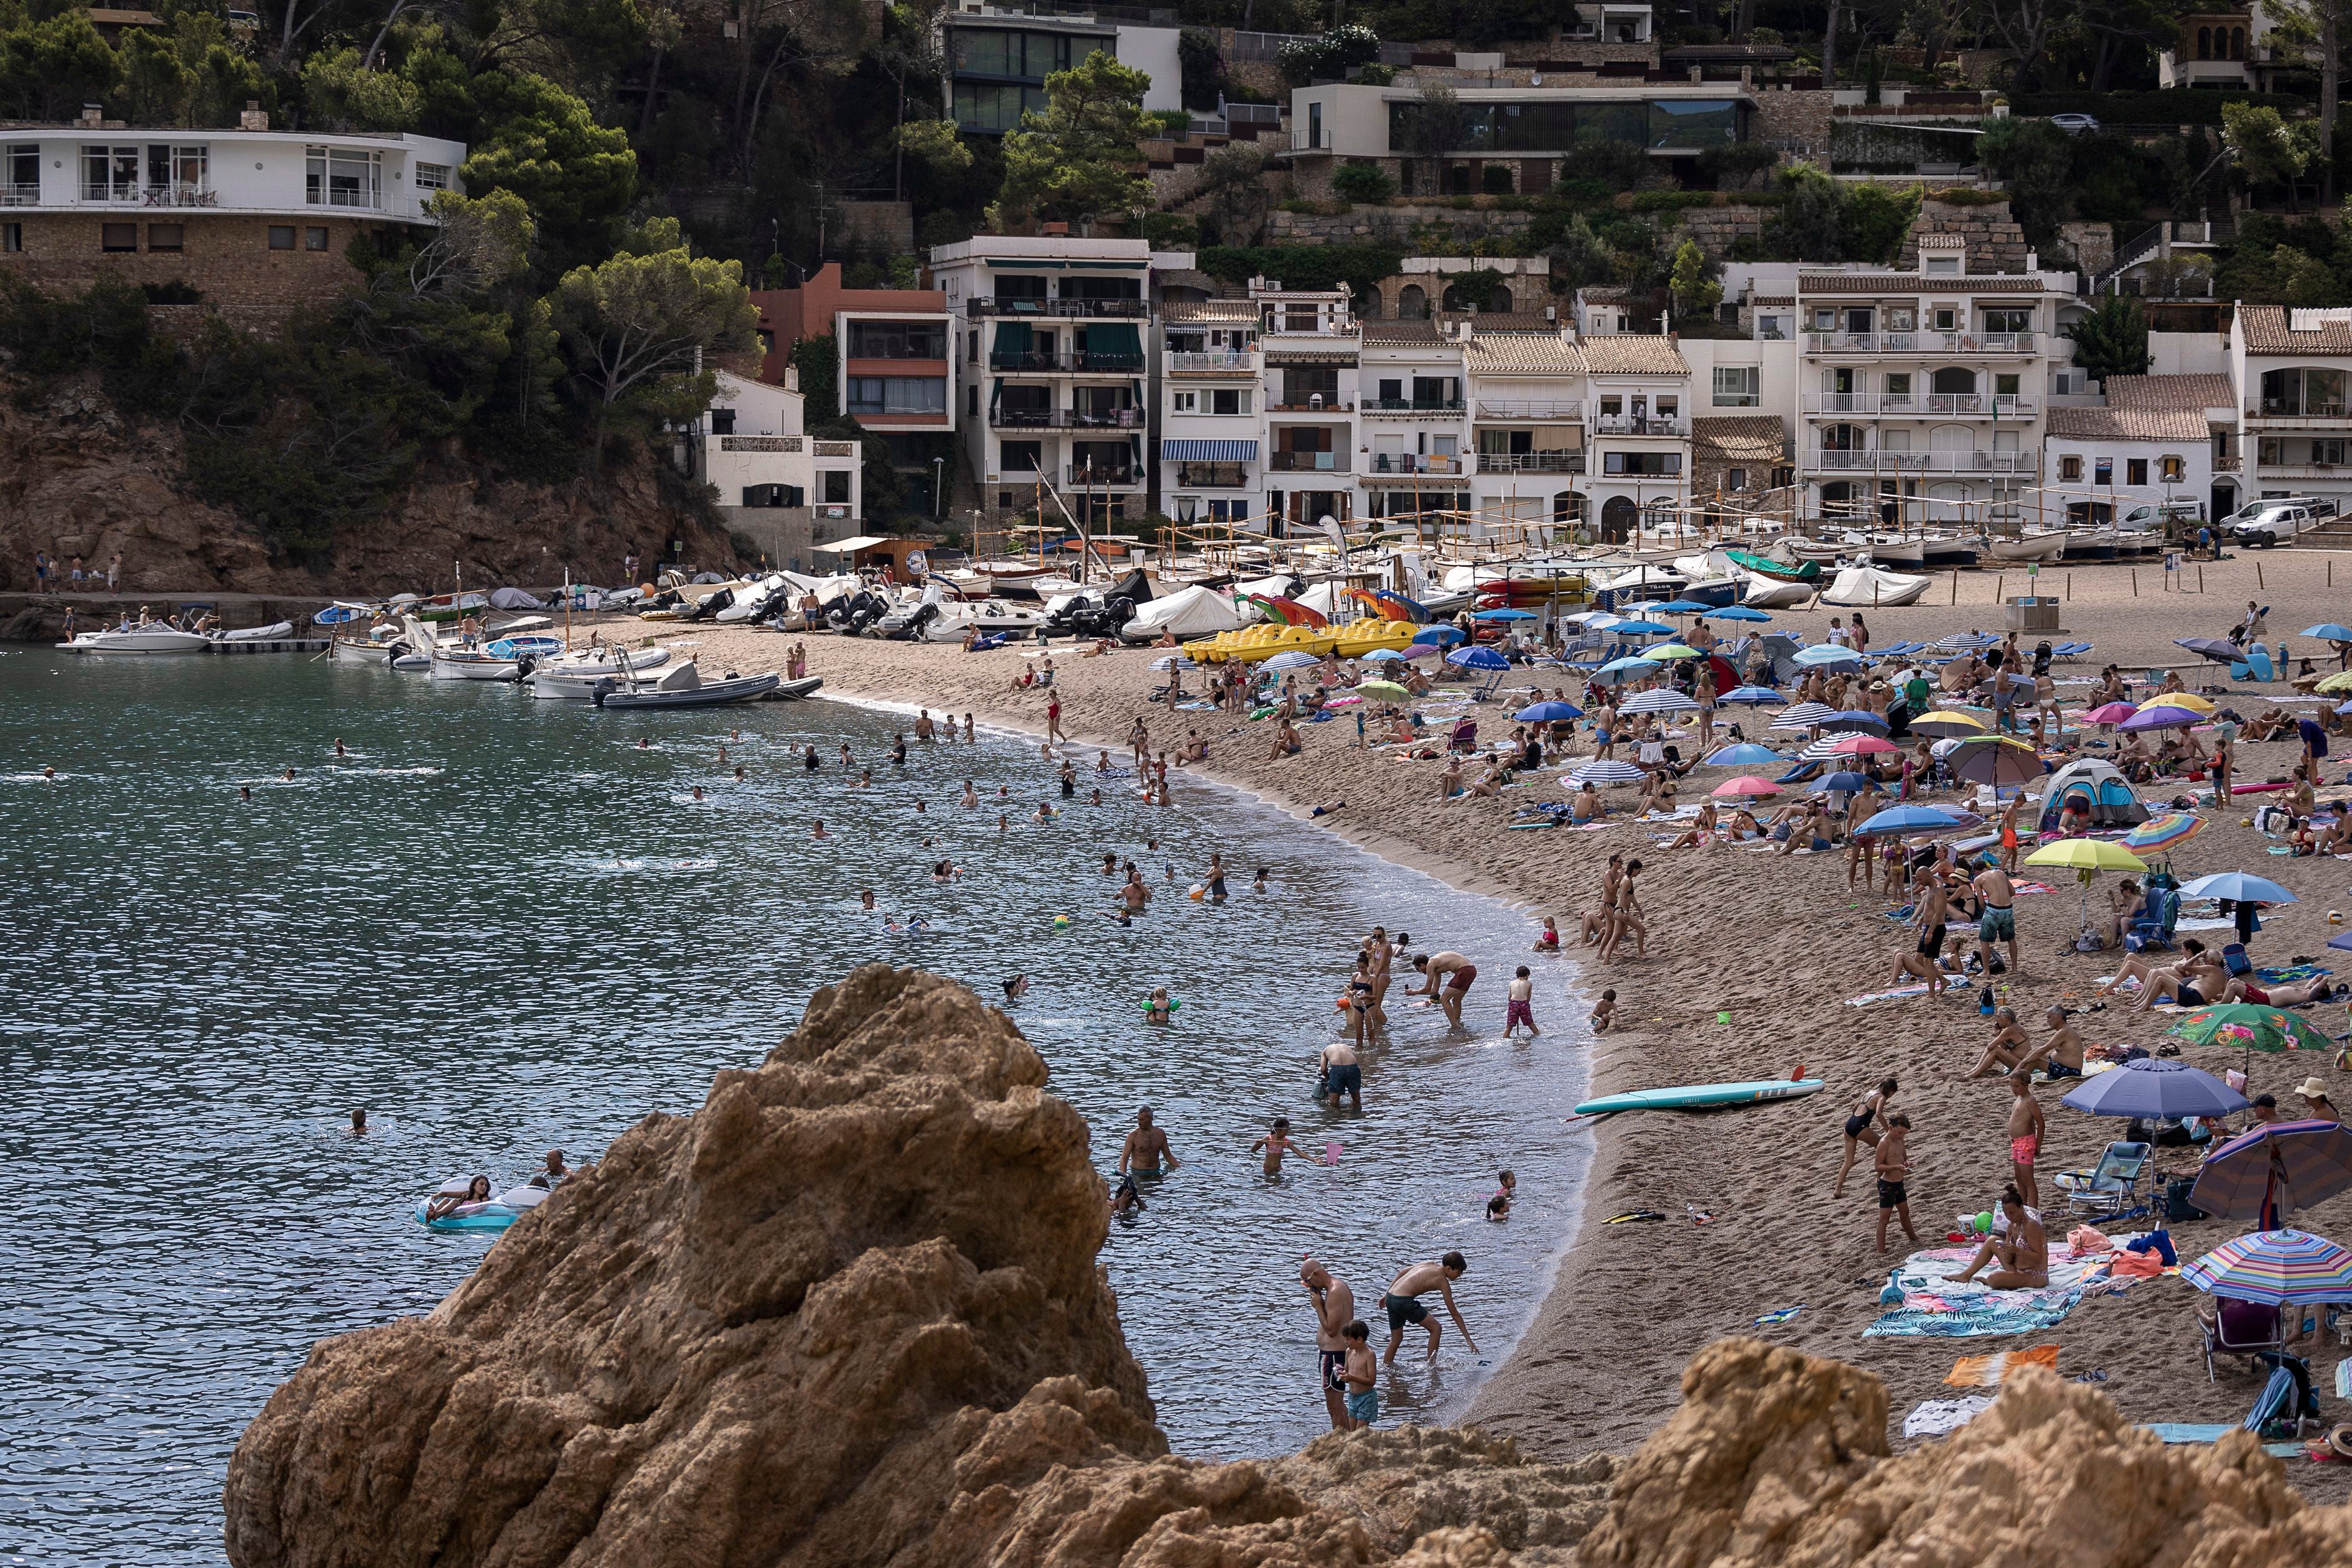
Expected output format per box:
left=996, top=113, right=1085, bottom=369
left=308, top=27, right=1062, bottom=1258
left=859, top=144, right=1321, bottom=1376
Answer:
left=785, top=364, right=801, bottom=392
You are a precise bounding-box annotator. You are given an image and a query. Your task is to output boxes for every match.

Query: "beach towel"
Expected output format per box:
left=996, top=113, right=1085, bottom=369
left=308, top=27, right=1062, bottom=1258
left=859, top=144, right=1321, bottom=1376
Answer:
left=1863, top=1241, right=2139, bottom=1338
left=1842, top=982, right=1967, bottom=1007
left=1944, top=1345, right=2060, bottom=1387
left=2143, top=1423, right=2305, bottom=1457
left=1903, top=1396, right=1996, bottom=1438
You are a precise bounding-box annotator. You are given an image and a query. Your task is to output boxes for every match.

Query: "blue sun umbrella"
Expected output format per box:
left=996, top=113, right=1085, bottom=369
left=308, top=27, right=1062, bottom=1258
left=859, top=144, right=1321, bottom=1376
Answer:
left=2176, top=871, right=2300, bottom=906
left=1595, top=656, right=1656, bottom=680
left=1705, top=742, right=1785, bottom=767
left=2060, top=1058, right=2248, bottom=1121
left=2304, top=624, right=2352, bottom=642
left=1854, top=804, right=1964, bottom=838
left=1702, top=606, right=1773, bottom=622
left=1412, top=625, right=1465, bottom=646
left=1810, top=771, right=1870, bottom=794
left=1819, top=709, right=1892, bottom=734
left=1361, top=648, right=1409, bottom=663
left=1719, top=685, right=1786, bottom=705
left=1793, top=643, right=1865, bottom=667
left=1609, top=620, right=1678, bottom=637
left=1444, top=645, right=1513, bottom=671
left=1472, top=607, right=1538, bottom=621
left=1516, top=701, right=1584, bottom=722
left=1651, top=599, right=1714, bottom=615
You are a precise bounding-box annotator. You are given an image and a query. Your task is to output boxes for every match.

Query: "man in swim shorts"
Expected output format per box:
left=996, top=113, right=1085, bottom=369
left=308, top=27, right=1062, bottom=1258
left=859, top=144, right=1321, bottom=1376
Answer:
left=1119, top=1107, right=1180, bottom=1175
left=1972, top=862, right=2020, bottom=976
left=1320, top=1036, right=1362, bottom=1108
left=1301, top=1259, right=1358, bottom=1431
left=1412, top=951, right=1477, bottom=1029
left=1380, top=1253, right=1476, bottom=1366
left=2005, top=1073, right=2045, bottom=1207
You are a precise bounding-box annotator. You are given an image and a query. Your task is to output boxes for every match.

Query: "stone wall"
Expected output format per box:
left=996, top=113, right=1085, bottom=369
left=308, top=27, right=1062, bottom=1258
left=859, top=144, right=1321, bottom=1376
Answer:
left=2059, top=220, right=2114, bottom=276
left=1676, top=205, right=1773, bottom=259
left=1372, top=254, right=1553, bottom=318
left=1896, top=197, right=2032, bottom=274
left=1266, top=201, right=1541, bottom=248
left=0, top=212, right=368, bottom=309
left=1750, top=88, right=1834, bottom=156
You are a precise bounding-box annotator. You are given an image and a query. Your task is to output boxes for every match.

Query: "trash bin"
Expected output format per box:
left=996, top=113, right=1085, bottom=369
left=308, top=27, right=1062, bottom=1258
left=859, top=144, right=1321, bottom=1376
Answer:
left=2005, top=595, right=2060, bottom=633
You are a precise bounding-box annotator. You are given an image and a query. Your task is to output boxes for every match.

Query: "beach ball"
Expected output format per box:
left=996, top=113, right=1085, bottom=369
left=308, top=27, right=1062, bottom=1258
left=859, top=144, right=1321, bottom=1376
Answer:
left=1188, top=885, right=1205, bottom=900
left=1974, top=1211, right=1993, bottom=1234
left=2331, top=911, right=2344, bottom=925
left=1052, top=915, right=1071, bottom=930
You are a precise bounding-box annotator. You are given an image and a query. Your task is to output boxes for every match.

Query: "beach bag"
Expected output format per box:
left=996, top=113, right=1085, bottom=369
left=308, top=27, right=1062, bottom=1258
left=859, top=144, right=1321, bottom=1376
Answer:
left=2166, top=1176, right=2210, bottom=1220
left=2223, top=942, right=2252, bottom=976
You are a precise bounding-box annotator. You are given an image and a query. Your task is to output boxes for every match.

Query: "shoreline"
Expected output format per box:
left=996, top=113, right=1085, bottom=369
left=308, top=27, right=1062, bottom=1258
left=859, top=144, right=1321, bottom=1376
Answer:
left=808, top=676, right=1599, bottom=1435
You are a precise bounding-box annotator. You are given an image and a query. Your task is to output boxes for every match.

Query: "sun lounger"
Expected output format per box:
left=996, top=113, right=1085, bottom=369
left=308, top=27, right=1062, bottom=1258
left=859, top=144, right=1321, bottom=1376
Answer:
left=2055, top=1141, right=2152, bottom=1223
left=2051, top=642, right=2094, bottom=661
left=1775, top=760, right=1825, bottom=785
left=1877, top=641, right=1928, bottom=658
left=2199, top=1297, right=2287, bottom=1381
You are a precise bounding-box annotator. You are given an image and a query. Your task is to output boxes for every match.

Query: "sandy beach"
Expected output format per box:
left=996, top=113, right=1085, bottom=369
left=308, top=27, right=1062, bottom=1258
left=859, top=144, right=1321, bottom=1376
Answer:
left=615, top=552, right=2352, bottom=1493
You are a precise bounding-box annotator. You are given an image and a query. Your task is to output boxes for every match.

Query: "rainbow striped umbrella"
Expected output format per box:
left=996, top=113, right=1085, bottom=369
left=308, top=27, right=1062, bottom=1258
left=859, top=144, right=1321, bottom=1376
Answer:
left=2124, top=811, right=2206, bottom=854
left=2182, top=1230, right=2352, bottom=1305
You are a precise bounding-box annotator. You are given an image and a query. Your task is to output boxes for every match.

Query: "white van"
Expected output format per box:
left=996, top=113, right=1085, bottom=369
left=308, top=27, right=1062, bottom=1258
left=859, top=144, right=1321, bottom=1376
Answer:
left=2228, top=503, right=2317, bottom=548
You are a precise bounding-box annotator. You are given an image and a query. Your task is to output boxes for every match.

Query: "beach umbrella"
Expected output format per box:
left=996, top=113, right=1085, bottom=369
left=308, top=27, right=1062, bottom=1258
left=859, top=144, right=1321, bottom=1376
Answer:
left=2119, top=704, right=2203, bottom=732
left=2318, top=671, right=2352, bottom=694
left=2183, top=1230, right=2352, bottom=1306
left=2081, top=702, right=2139, bottom=726
left=1262, top=650, right=1322, bottom=671
left=1515, top=700, right=1584, bottom=723
left=1711, top=775, right=1782, bottom=799
left=1361, top=648, right=1409, bottom=663
left=2025, top=839, right=2148, bottom=874
left=1353, top=680, right=1413, bottom=702
left=1398, top=641, right=1445, bottom=660
left=1149, top=654, right=1197, bottom=671
left=2059, top=1057, right=2247, bottom=1121
left=1566, top=760, right=1647, bottom=786
left=1855, top=805, right=1964, bottom=838
left=1618, top=689, right=1699, bottom=715
left=1705, top=743, right=1784, bottom=767
left=1564, top=610, right=1623, bottom=629
left=1618, top=600, right=1670, bottom=614
left=2176, top=637, right=2243, bottom=665
left=1471, top=607, right=1537, bottom=622
left=2123, top=811, right=2206, bottom=854
left=2176, top=871, right=2299, bottom=906
left=1947, top=736, right=2045, bottom=786
left=1412, top=625, right=1465, bottom=647
left=2169, top=1004, right=2331, bottom=1055
left=1444, top=645, right=1512, bottom=672
left=1818, top=709, right=1892, bottom=734
left=1594, top=656, right=1657, bottom=682
left=1609, top=620, right=1678, bottom=637
left=1702, top=606, right=1773, bottom=622
left=1908, top=711, right=1987, bottom=738
left=1641, top=643, right=1705, bottom=661
left=1810, top=770, right=1870, bottom=794
left=1770, top=701, right=1837, bottom=730
left=1650, top=599, right=1712, bottom=614
left=2160, top=693, right=2219, bottom=714
left=1793, top=643, right=1865, bottom=668
left=1827, top=734, right=1900, bottom=757
left=1937, top=632, right=1999, bottom=649
left=2305, top=623, right=2352, bottom=642
left=1719, top=684, right=1786, bottom=706
left=2191, top=1121, right=2352, bottom=1221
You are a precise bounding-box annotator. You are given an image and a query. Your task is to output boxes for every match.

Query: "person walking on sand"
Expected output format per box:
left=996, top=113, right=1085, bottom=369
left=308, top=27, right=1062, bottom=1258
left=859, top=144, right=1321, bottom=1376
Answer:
left=2005, top=1074, right=2045, bottom=1208
left=1301, top=1259, right=1358, bottom=1432
left=1972, top=860, right=2020, bottom=976
left=1047, top=692, right=1066, bottom=744
left=1380, top=1253, right=1476, bottom=1366
left=1834, top=1077, right=1897, bottom=1198
left=1411, top=951, right=1477, bottom=1029
left=1997, top=796, right=2023, bottom=875
left=1119, top=1107, right=1180, bottom=1175
left=1874, top=1112, right=1919, bottom=1254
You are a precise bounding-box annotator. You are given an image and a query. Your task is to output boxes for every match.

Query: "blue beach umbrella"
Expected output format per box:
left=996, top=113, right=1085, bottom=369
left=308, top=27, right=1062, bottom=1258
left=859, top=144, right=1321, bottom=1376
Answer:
left=1705, top=742, right=1785, bottom=767
left=1516, top=701, right=1585, bottom=723
left=1854, top=805, right=1963, bottom=838
left=1412, top=625, right=1466, bottom=647
left=1818, top=709, right=1892, bottom=734
left=2303, top=624, right=2352, bottom=642
left=1609, top=620, right=1678, bottom=637
left=1719, top=685, right=1786, bottom=706
left=1793, top=643, right=1865, bottom=668
left=2060, top=1058, right=2248, bottom=1121
left=1472, top=607, right=1538, bottom=622
left=1362, top=648, right=1409, bottom=663
left=1702, top=606, right=1773, bottom=623
left=2176, top=871, right=2300, bottom=907
left=1810, top=771, right=1870, bottom=794
left=1445, top=645, right=1512, bottom=672
left=1594, top=656, right=1656, bottom=681
left=1651, top=599, right=1714, bottom=615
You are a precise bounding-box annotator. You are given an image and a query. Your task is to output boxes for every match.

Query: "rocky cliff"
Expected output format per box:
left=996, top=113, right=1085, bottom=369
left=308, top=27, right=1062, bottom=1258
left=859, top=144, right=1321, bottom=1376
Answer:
left=223, top=966, right=2352, bottom=1567
left=0, top=372, right=743, bottom=604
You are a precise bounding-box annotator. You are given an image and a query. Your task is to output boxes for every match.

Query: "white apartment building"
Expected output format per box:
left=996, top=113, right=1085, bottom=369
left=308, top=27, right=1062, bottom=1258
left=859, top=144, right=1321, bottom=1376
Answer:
left=2232, top=305, right=2352, bottom=513
left=941, top=2, right=1183, bottom=134
left=1462, top=324, right=1585, bottom=530
left=1356, top=317, right=1470, bottom=528
left=689, top=369, right=864, bottom=569
left=1157, top=297, right=1261, bottom=529
left=2044, top=373, right=2228, bottom=524
left=1261, top=286, right=1363, bottom=530
left=929, top=236, right=1185, bottom=524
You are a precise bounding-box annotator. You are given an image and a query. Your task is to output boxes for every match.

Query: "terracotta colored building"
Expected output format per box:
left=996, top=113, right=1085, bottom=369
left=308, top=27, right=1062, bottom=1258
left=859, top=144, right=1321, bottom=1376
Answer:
left=753, top=263, right=956, bottom=513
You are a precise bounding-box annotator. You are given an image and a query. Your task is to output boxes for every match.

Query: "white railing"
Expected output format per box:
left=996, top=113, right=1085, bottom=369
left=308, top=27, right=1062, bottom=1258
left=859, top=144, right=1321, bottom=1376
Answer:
left=1475, top=399, right=1583, bottom=418
left=721, top=436, right=803, bottom=452
left=1802, top=393, right=2038, bottom=416
left=1167, top=351, right=1256, bottom=373
left=1592, top=416, right=1687, bottom=436
left=1, top=184, right=39, bottom=206
left=1804, top=330, right=2038, bottom=355
left=1808, top=449, right=2038, bottom=474
left=1477, top=452, right=1585, bottom=473
left=813, top=440, right=858, bottom=457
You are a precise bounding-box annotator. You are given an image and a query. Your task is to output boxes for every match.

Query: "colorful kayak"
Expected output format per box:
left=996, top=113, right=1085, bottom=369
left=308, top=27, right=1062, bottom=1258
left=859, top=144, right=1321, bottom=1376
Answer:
left=1574, top=1078, right=1826, bottom=1116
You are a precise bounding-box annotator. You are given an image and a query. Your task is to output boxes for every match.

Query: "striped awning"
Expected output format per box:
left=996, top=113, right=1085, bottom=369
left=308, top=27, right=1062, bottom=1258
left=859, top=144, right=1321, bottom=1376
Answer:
left=1161, top=439, right=1258, bottom=462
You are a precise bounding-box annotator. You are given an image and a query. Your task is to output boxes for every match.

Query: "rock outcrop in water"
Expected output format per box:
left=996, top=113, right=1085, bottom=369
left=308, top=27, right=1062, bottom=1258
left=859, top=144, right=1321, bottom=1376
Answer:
left=224, top=966, right=2352, bottom=1567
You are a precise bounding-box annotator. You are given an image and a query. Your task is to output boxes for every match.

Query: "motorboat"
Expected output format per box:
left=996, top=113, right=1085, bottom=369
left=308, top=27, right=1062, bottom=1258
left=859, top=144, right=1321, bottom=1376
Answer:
left=1724, top=549, right=1820, bottom=586
left=410, top=591, right=490, bottom=623
left=1979, top=530, right=2068, bottom=563
left=875, top=584, right=946, bottom=640
left=1740, top=573, right=1821, bottom=610
left=58, top=623, right=212, bottom=654
left=715, top=573, right=793, bottom=623
left=930, top=597, right=1047, bottom=642
left=216, top=620, right=295, bottom=642
left=596, top=663, right=782, bottom=708
left=1855, top=534, right=1928, bottom=571
left=1820, top=564, right=1933, bottom=607
left=527, top=646, right=671, bottom=698
left=428, top=646, right=522, bottom=680
left=760, top=676, right=826, bottom=700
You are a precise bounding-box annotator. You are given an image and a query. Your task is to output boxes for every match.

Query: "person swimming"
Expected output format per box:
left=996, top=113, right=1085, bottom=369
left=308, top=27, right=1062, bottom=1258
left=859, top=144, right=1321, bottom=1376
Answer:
left=1145, top=986, right=1174, bottom=1023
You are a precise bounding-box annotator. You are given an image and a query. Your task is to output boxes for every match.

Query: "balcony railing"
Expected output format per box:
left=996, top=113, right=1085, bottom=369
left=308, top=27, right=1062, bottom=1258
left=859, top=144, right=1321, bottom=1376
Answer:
left=1477, top=452, right=1587, bottom=474
left=1167, top=350, right=1258, bottom=373
left=987, top=408, right=1145, bottom=430
left=987, top=350, right=1147, bottom=373
left=1802, top=393, right=2039, bottom=416
left=1, top=184, right=39, bottom=206
left=812, top=440, right=859, bottom=457
left=2248, top=403, right=2352, bottom=422
left=966, top=296, right=1150, bottom=319
left=1066, top=464, right=1140, bottom=487
left=1269, top=450, right=1350, bottom=472
left=1804, top=330, right=2039, bottom=355
left=1808, top=449, right=2039, bottom=474
left=1367, top=454, right=1464, bottom=475
left=78, top=182, right=220, bottom=208
left=1267, top=399, right=1354, bottom=413
left=1174, top=462, right=1252, bottom=487
left=1361, top=398, right=1465, bottom=416
left=1593, top=416, right=1687, bottom=437
left=1475, top=399, right=1583, bottom=419
left=719, top=436, right=805, bottom=452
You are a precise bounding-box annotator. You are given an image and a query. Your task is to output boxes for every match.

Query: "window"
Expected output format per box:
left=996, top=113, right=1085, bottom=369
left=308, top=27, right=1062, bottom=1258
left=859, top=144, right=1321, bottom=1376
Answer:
left=82, top=145, right=138, bottom=202
left=2259, top=437, right=2287, bottom=465
left=2127, top=457, right=2147, bottom=485
left=966, top=385, right=978, bottom=417
left=1925, top=255, right=1959, bottom=275
left=1726, top=467, right=1748, bottom=490
left=146, top=223, right=182, bottom=251
left=2094, top=457, right=2113, bottom=483
left=2261, top=367, right=2348, bottom=416
left=2318, top=439, right=2348, bottom=465
left=1994, top=373, right=2020, bottom=396
left=821, top=470, right=851, bottom=504
left=101, top=223, right=136, bottom=252
left=413, top=161, right=450, bottom=191
left=952, top=81, right=1046, bottom=133
left=304, top=225, right=329, bottom=250
left=1602, top=451, right=1680, bottom=475
left=847, top=320, right=947, bottom=358
left=998, top=441, right=1042, bottom=473
left=306, top=146, right=380, bottom=208
left=1884, top=372, right=1912, bottom=401
left=268, top=225, right=295, bottom=250
left=1713, top=366, right=1759, bottom=406
left=1757, top=314, right=1786, bottom=340
left=966, top=330, right=979, bottom=363
left=847, top=376, right=946, bottom=414
left=1308, top=102, right=1322, bottom=150
left=4, top=144, right=33, bottom=198
left=1932, top=306, right=1957, bottom=331
left=1210, top=388, right=1249, bottom=416
left=1884, top=307, right=1916, bottom=331
left=740, top=483, right=802, bottom=507
left=0, top=223, right=19, bottom=253
left=146, top=144, right=207, bottom=200
left=710, top=408, right=735, bottom=435
left=2161, top=454, right=2185, bottom=482
left=2058, top=454, right=2083, bottom=482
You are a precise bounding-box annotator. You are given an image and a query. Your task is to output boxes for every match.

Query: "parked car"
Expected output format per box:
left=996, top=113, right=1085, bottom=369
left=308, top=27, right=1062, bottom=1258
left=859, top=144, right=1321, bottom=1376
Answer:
left=2049, top=113, right=2101, bottom=134
left=2228, top=504, right=2317, bottom=548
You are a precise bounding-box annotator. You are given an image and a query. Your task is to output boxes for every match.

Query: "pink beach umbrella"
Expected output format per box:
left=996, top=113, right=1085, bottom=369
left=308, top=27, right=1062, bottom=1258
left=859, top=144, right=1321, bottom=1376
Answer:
left=1827, top=734, right=1900, bottom=757
left=1711, top=775, right=1782, bottom=799
left=2083, top=702, right=2137, bottom=726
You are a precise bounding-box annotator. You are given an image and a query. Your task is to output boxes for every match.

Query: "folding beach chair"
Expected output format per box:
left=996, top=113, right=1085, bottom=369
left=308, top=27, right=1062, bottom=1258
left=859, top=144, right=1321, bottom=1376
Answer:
left=2055, top=1141, right=2152, bottom=1222
left=1446, top=718, right=1478, bottom=752
left=2126, top=888, right=2180, bottom=953
left=1775, top=760, right=1825, bottom=785
left=2199, top=1297, right=2287, bottom=1382
left=2245, top=1351, right=2319, bottom=1437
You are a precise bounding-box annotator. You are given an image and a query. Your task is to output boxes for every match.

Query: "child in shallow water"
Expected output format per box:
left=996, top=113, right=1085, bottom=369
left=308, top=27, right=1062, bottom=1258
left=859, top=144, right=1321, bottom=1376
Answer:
left=1342, top=1322, right=1378, bottom=1429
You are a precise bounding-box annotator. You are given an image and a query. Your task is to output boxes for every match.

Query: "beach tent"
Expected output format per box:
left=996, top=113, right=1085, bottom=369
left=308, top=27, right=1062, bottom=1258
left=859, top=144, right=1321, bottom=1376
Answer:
left=2038, top=758, right=2150, bottom=834
left=1820, top=565, right=1931, bottom=608
left=1124, top=584, right=1246, bottom=642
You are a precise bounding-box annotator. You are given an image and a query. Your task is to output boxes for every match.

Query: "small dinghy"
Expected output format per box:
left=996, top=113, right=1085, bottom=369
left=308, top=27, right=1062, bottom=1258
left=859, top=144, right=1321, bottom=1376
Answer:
left=597, top=665, right=781, bottom=708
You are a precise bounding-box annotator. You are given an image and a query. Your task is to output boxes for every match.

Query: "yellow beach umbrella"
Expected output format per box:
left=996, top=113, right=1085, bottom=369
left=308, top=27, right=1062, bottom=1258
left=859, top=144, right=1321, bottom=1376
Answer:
left=1641, top=643, right=1704, bottom=661
left=2024, top=839, right=2149, bottom=874
left=2160, top=693, right=2218, bottom=714
left=2317, top=671, right=2352, bottom=694
left=1910, top=710, right=1986, bottom=738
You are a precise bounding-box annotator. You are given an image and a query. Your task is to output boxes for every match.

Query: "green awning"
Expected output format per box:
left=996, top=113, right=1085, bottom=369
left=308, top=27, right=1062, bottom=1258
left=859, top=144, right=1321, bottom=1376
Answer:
left=1081, top=322, right=1142, bottom=357
left=987, top=259, right=1065, bottom=269
left=1066, top=260, right=1147, bottom=269
left=992, top=322, right=1034, bottom=353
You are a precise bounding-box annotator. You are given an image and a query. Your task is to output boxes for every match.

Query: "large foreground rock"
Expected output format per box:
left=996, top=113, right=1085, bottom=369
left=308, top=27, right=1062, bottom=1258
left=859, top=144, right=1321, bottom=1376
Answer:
left=225, top=966, right=2352, bottom=1566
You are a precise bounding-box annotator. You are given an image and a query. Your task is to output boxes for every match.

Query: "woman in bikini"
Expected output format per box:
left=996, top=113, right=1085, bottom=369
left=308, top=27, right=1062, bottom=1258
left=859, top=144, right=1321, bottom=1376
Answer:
left=1668, top=800, right=1719, bottom=849
left=1833, top=1078, right=1898, bottom=1198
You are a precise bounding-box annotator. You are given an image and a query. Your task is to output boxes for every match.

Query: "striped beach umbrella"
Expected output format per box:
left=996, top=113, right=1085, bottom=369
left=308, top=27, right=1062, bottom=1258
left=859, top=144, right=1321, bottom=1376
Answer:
left=1793, top=643, right=1865, bottom=668
left=1566, top=760, right=1648, bottom=786
left=1770, top=701, right=1837, bottom=730
left=2123, top=811, right=2206, bottom=854
left=2183, top=1230, right=2352, bottom=1305
left=1618, top=689, right=1699, bottom=714
left=1937, top=632, right=1999, bottom=649
left=1719, top=685, right=1786, bottom=705
left=1262, top=650, right=1321, bottom=671
left=2190, top=1121, right=2352, bottom=1221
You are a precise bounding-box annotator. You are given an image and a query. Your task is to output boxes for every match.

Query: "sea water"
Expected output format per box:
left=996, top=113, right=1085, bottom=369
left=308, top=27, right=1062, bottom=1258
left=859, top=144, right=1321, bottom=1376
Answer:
left=0, top=650, right=1590, bottom=1564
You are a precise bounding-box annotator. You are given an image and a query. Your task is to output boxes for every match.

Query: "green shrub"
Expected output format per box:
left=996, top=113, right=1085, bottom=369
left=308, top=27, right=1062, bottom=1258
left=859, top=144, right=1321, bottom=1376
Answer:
left=1629, top=190, right=1717, bottom=212
left=1554, top=175, right=1615, bottom=208
left=1332, top=161, right=1398, bottom=202
left=1139, top=212, right=1200, bottom=247
left=1139, top=109, right=1192, bottom=139
left=1354, top=62, right=1396, bottom=85
left=1925, top=187, right=2004, bottom=206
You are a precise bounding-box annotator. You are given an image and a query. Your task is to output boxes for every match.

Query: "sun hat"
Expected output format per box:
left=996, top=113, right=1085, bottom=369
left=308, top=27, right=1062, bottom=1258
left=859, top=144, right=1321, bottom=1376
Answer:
left=2329, top=1424, right=2352, bottom=1460
left=2298, top=1077, right=2335, bottom=1101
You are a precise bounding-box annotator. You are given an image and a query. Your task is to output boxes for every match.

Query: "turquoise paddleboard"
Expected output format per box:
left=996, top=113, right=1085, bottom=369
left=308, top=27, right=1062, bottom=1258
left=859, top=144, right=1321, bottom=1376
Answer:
left=1574, top=1078, right=1826, bottom=1116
